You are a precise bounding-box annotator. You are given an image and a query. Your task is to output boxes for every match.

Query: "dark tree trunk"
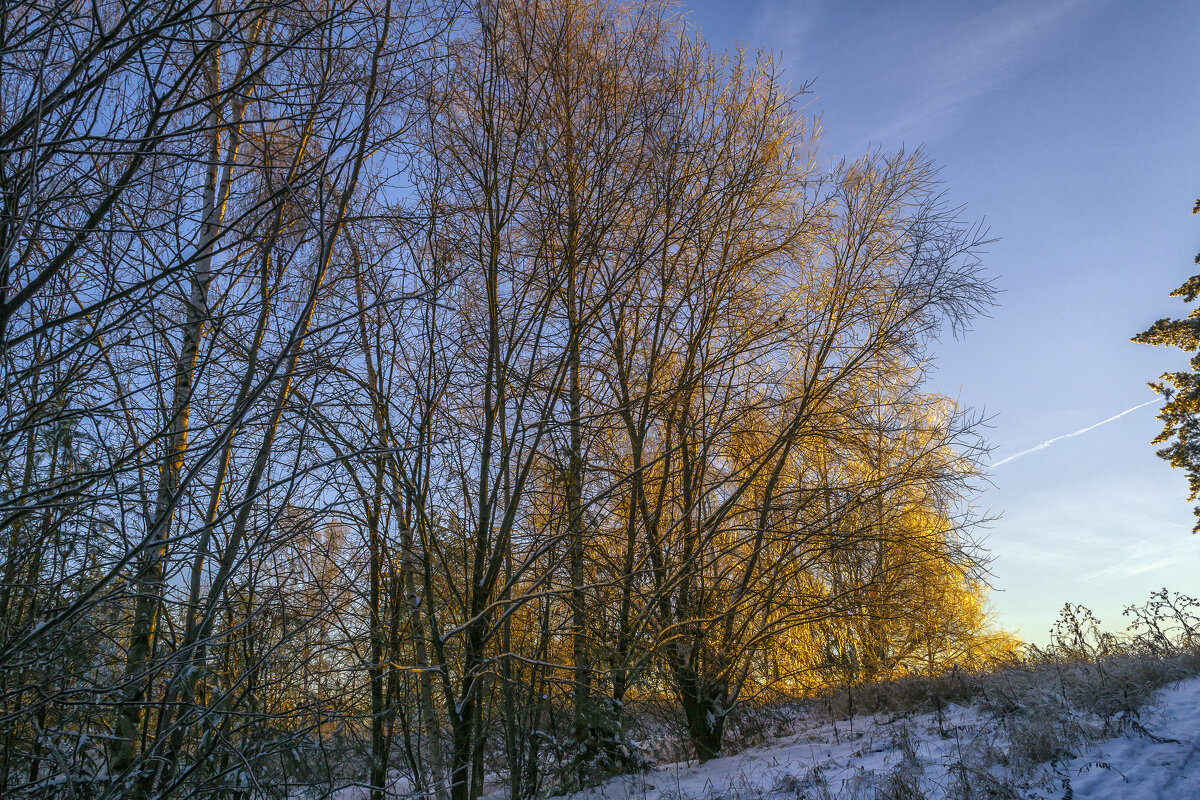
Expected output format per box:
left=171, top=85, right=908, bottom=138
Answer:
left=672, top=665, right=728, bottom=762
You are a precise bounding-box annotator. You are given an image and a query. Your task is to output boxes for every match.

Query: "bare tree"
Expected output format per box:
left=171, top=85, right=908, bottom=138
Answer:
left=0, top=0, right=438, bottom=795
left=0, top=1, right=1000, bottom=796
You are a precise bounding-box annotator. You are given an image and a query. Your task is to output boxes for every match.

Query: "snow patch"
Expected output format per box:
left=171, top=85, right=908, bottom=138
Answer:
left=565, top=675, right=1200, bottom=800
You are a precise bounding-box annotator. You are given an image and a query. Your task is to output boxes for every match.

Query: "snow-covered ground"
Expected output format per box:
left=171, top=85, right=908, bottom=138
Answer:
left=1060, top=676, right=1199, bottom=800
left=567, top=675, right=1200, bottom=800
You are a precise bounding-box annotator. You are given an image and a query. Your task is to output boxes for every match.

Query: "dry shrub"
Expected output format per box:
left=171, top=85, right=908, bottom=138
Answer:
left=720, top=699, right=809, bottom=755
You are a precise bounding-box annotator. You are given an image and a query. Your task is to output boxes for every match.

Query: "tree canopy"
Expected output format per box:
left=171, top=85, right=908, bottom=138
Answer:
left=1132, top=199, right=1200, bottom=532
left=0, top=1, right=1007, bottom=797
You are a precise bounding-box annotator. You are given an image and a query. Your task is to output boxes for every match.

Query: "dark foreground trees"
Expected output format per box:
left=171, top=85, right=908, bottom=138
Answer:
left=0, top=0, right=999, bottom=797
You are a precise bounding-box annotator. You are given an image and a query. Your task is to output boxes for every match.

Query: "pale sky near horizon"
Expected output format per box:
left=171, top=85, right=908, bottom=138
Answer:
left=684, top=0, right=1200, bottom=643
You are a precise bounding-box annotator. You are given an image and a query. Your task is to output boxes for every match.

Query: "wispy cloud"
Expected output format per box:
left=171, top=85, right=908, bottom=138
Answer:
left=861, top=0, right=1095, bottom=147
left=992, top=399, right=1157, bottom=468
left=747, top=0, right=819, bottom=54
left=1080, top=555, right=1178, bottom=584
left=751, top=0, right=1102, bottom=152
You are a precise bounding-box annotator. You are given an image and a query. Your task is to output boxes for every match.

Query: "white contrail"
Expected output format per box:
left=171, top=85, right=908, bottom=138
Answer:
left=992, top=399, right=1158, bottom=468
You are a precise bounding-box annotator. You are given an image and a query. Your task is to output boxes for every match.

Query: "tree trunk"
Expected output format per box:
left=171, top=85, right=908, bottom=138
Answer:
left=672, top=663, right=728, bottom=763
left=368, top=484, right=389, bottom=800
left=111, top=35, right=223, bottom=779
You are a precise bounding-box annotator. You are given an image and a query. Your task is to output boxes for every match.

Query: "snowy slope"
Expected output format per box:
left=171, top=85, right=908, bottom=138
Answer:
left=1059, top=676, right=1200, bottom=799
left=567, top=676, right=1200, bottom=800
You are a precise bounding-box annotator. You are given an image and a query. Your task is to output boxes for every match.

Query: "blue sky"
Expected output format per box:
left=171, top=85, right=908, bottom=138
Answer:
left=684, top=0, right=1200, bottom=642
